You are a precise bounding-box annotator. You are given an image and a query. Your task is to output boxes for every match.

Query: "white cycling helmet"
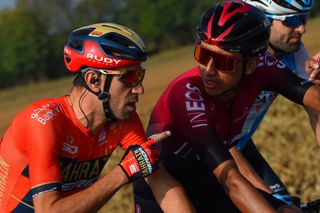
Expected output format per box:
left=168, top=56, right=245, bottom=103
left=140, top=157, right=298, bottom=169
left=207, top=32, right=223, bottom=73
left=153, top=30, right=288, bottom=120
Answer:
left=242, top=0, right=313, bottom=15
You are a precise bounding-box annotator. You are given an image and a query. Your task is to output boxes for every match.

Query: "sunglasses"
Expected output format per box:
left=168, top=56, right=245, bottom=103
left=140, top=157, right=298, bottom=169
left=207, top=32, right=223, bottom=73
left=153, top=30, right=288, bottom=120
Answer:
left=194, top=45, right=238, bottom=72
left=82, top=67, right=145, bottom=88
left=268, top=14, right=307, bottom=28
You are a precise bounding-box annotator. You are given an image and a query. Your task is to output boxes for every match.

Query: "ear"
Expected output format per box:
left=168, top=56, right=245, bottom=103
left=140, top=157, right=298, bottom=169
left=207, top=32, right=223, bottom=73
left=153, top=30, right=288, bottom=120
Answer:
left=83, top=70, right=101, bottom=92
left=245, top=56, right=260, bottom=75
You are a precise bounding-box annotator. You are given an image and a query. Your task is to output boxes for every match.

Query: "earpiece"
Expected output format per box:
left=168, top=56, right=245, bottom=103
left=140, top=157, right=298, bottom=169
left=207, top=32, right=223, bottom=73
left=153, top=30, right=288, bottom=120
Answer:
left=91, top=78, right=100, bottom=85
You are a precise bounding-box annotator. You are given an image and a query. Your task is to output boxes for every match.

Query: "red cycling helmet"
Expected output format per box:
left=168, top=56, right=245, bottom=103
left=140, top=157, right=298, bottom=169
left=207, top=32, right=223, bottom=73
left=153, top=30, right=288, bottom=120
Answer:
left=196, top=0, right=271, bottom=57
left=64, top=23, right=147, bottom=72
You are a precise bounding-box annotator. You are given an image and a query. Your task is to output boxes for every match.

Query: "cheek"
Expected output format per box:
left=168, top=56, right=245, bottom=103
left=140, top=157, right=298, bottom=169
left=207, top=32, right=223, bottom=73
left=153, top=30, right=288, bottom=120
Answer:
left=199, top=67, right=205, bottom=77
left=109, top=78, right=128, bottom=94
left=221, top=66, right=242, bottom=86
left=222, top=73, right=241, bottom=86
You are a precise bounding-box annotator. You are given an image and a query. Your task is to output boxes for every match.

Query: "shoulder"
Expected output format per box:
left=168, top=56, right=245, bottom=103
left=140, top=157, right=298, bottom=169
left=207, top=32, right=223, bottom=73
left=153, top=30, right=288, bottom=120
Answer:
left=3, top=97, right=69, bottom=155
left=162, top=67, right=203, bottom=97
left=13, top=96, right=68, bottom=129
left=256, top=54, right=288, bottom=74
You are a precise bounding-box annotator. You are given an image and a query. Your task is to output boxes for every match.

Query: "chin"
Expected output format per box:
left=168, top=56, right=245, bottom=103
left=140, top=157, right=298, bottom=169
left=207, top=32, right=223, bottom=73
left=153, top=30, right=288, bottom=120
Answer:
left=285, top=42, right=301, bottom=53
left=205, top=89, right=222, bottom=97
left=115, top=112, right=132, bottom=121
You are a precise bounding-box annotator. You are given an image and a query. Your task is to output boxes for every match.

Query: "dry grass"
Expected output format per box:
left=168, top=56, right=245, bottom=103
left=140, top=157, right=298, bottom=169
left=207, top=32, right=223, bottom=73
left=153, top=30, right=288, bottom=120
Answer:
left=0, top=16, right=320, bottom=212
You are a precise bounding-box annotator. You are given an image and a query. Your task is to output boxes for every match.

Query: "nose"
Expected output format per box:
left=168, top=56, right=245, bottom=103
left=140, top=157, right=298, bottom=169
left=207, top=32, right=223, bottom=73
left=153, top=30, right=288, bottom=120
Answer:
left=295, top=23, right=306, bottom=34
left=205, top=58, right=218, bottom=75
left=132, top=83, right=144, bottom=95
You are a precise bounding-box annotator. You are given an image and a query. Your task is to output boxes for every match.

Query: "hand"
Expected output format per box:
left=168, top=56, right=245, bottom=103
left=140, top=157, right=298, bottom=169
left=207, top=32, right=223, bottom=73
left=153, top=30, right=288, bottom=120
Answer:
left=306, top=52, right=320, bottom=83
left=119, top=131, right=171, bottom=182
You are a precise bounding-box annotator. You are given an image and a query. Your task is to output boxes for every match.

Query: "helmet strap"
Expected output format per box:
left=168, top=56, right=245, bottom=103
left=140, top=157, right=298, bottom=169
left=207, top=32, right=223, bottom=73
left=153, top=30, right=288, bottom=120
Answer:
left=236, top=58, right=248, bottom=90
left=98, top=75, right=116, bottom=123
left=77, top=72, right=116, bottom=123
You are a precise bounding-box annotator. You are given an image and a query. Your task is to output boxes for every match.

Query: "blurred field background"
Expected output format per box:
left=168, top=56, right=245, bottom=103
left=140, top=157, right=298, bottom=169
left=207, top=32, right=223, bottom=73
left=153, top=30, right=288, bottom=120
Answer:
left=0, top=7, right=320, bottom=213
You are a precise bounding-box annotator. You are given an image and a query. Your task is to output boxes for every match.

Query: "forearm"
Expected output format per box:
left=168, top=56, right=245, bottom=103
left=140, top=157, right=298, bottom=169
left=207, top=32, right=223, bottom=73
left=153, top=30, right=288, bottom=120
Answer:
left=229, top=147, right=272, bottom=193
left=214, top=160, right=276, bottom=213
left=227, top=172, right=276, bottom=213
left=303, top=85, right=320, bottom=114
left=147, top=164, right=196, bottom=213
left=305, top=106, right=320, bottom=145
left=34, top=166, right=128, bottom=213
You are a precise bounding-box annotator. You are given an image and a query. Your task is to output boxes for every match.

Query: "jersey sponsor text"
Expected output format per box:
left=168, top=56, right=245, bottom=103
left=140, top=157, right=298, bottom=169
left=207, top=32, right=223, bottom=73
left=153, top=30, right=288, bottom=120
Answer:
left=185, top=83, right=208, bottom=128
left=61, top=157, right=108, bottom=184
left=30, top=104, right=61, bottom=125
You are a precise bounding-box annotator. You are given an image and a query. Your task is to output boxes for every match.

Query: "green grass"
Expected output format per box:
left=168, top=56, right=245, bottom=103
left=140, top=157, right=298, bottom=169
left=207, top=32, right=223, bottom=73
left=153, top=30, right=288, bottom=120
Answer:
left=1, top=16, right=320, bottom=212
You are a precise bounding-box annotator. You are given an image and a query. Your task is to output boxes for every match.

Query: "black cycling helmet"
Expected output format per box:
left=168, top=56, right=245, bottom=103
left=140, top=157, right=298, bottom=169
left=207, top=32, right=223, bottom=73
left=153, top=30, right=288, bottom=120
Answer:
left=196, top=0, right=271, bottom=57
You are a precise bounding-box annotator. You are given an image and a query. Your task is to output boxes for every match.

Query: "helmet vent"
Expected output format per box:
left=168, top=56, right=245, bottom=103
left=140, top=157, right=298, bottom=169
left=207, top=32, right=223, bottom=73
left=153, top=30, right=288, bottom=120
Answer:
left=102, top=24, right=133, bottom=35
left=65, top=55, right=71, bottom=63
left=226, top=2, right=243, bottom=13
left=213, top=13, right=243, bottom=37
left=72, top=28, right=95, bottom=37
left=274, top=0, right=296, bottom=10
left=69, top=40, right=83, bottom=51
left=104, top=33, right=137, bottom=49
left=102, top=24, right=123, bottom=31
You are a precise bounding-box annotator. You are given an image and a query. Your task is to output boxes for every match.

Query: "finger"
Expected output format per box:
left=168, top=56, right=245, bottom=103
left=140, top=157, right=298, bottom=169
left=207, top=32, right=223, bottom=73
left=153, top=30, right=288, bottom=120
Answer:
left=148, top=131, right=171, bottom=143
left=312, top=52, right=320, bottom=62
left=306, top=59, right=319, bottom=71
left=312, top=79, right=320, bottom=85
left=142, top=131, right=171, bottom=149
left=309, top=70, right=320, bottom=81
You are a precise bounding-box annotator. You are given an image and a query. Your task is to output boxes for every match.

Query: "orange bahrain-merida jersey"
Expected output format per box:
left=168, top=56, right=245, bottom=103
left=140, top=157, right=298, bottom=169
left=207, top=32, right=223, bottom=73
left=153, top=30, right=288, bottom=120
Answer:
left=0, top=96, right=147, bottom=212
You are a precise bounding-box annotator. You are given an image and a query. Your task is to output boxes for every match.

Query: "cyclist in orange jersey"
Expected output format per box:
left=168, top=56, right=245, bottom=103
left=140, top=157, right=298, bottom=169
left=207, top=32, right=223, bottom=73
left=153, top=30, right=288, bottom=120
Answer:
left=0, top=23, right=178, bottom=213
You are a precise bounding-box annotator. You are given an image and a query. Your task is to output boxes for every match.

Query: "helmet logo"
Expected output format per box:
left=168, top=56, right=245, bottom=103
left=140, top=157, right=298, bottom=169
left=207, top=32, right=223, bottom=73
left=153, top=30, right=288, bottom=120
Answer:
left=91, top=31, right=103, bottom=35
left=90, top=31, right=103, bottom=37
left=86, top=53, right=122, bottom=65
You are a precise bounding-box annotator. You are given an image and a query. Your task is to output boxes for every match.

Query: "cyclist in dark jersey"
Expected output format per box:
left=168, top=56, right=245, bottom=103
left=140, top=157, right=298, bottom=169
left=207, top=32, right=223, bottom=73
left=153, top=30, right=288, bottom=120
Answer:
left=238, top=0, right=319, bottom=205
left=0, top=23, right=171, bottom=212
left=133, top=1, right=320, bottom=212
